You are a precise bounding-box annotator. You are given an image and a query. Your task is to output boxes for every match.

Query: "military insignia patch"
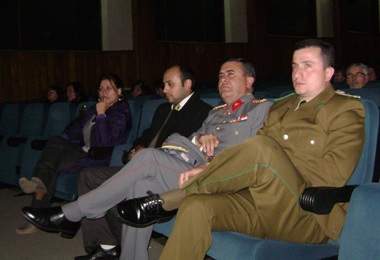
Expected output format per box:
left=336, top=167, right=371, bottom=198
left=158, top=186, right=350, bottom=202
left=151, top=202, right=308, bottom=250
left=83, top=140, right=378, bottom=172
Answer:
left=212, top=104, right=227, bottom=110
left=251, top=98, right=267, bottom=104
left=335, top=89, right=361, bottom=99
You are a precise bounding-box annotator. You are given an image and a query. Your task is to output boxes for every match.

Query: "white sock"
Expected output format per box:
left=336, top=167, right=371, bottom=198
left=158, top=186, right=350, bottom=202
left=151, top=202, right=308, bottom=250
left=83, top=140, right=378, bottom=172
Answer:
left=100, top=244, right=116, bottom=251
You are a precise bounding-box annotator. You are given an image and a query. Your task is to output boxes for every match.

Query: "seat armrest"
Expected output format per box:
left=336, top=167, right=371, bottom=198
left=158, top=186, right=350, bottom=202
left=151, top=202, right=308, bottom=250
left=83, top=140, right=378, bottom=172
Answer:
left=299, top=185, right=357, bottom=214
left=88, top=147, right=114, bottom=160
left=7, top=137, right=28, bottom=147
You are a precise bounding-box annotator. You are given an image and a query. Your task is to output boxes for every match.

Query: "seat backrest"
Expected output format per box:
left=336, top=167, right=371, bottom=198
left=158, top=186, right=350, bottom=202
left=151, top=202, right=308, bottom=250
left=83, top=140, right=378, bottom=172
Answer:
left=75, top=101, right=96, bottom=117
left=201, top=97, right=223, bottom=107
left=43, top=102, right=76, bottom=137
left=0, top=102, right=24, bottom=136
left=126, top=100, right=142, bottom=146
left=340, top=88, right=380, bottom=107
left=19, top=102, right=48, bottom=137
left=338, top=183, right=380, bottom=259
left=138, top=99, right=167, bottom=137
left=347, top=98, right=379, bottom=185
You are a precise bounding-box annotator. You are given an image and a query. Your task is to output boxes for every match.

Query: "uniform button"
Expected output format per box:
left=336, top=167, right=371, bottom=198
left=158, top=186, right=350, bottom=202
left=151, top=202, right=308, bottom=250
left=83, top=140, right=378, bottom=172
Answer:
left=215, top=126, right=220, bottom=131
left=228, top=111, right=231, bottom=115
left=222, top=120, right=226, bottom=124
left=310, top=139, right=315, bottom=145
left=234, top=130, right=239, bottom=135
left=283, top=134, right=289, bottom=140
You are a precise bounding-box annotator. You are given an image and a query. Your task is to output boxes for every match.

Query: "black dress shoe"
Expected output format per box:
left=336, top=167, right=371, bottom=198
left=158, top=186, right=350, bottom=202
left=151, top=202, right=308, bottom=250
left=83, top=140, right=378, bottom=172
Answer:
left=21, top=206, right=81, bottom=238
left=75, top=245, right=121, bottom=260
left=113, top=191, right=177, bottom=228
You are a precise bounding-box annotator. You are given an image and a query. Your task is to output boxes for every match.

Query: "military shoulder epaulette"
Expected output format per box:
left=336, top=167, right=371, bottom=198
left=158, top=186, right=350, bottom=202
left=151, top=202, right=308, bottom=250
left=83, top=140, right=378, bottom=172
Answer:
left=251, top=98, right=267, bottom=104
left=335, top=89, right=361, bottom=99
left=212, top=103, right=228, bottom=110
left=273, top=92, right=296, bottom=103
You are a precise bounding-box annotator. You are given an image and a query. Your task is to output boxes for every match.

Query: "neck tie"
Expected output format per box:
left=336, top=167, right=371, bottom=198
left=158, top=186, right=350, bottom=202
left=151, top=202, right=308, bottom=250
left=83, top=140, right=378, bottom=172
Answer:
left=148, top=108, right=175, bottom=148
left=295, top=100, right=306, bottom=111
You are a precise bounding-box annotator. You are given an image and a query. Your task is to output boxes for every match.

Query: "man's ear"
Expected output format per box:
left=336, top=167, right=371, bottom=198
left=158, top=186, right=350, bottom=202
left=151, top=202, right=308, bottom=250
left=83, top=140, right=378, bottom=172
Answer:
left=325, top=67, right=335, bottom=82
left=246, top=76, right=254, bottom=89
left=184, top=79, right=192, bottom=91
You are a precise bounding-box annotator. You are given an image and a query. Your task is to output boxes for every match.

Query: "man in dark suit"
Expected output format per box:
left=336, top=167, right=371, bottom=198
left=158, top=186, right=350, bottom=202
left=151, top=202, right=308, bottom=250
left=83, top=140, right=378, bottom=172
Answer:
left=75, top=64, right=212, bottom=258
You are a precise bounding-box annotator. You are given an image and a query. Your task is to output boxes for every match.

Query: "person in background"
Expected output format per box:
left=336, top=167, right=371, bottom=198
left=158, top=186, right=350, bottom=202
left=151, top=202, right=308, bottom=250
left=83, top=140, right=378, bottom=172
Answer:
left=149, top=80, right=165, bottom=100
left=16, top=74, right=132, bottom=235
left=131, top=80, right=152, bottom=97
left=46, top=85, right=65, bottom=104
left=367, top=66, right=378, bottom=81
left=331, top=66, right=346, bottom=83
left=346, top=63, right=369, bottom=89
left=66, top=81, right=88, bottom=105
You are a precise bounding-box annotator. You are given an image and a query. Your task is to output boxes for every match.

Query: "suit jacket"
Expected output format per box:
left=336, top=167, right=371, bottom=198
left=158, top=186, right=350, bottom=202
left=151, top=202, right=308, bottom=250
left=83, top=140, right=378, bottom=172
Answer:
left=258, top=85, right=365, bottom=240
left=132, top=92, right=212, bottom=149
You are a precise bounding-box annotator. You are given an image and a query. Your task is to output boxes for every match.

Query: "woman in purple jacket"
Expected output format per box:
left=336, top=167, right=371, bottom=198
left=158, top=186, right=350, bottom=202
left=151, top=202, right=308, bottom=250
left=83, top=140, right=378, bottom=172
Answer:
left=16, top=74, right=132, bottom=234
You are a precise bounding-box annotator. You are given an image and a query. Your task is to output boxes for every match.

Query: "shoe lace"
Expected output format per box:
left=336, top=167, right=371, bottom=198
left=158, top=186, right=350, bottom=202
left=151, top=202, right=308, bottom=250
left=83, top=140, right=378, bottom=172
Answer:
left=142, top=191, right=163, bottom=212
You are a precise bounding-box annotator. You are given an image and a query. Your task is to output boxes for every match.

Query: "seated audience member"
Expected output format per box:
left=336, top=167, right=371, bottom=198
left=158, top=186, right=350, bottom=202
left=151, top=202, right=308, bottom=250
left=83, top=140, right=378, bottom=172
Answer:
left=66, top=81, right=88, bottom=105
left=116, top=39, right=365, bottom=260
left=367, top=66, right=378, bottom=81
left=16, top=74, right=132, bottom=235
left=46, top=85, right=65, bottom=104
left=346, top=63, right=369, bottom=89
left=332, top=66, right=346, bottom=83
left=149, top=80, right=165, bottom=99
left=131, top=80, right=152, bottom=97
left=20, top=57, right=273, bottom=260
left=73, top=64, right=212, bottom=258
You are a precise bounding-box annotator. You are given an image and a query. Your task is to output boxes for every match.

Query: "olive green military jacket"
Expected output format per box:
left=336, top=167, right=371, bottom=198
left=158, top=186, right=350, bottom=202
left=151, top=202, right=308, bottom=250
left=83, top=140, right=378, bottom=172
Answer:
left=258, top=85, right=365, bottom=241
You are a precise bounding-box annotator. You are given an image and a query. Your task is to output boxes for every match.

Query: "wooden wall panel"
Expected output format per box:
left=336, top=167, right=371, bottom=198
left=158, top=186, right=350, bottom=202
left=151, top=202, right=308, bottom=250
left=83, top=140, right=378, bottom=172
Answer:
left=0, top=51, right=135, bottom=103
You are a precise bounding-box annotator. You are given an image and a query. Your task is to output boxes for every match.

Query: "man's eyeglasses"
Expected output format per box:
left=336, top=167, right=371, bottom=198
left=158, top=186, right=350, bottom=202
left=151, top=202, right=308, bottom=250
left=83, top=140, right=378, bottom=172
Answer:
left=346, top=72, right=366, bottom=79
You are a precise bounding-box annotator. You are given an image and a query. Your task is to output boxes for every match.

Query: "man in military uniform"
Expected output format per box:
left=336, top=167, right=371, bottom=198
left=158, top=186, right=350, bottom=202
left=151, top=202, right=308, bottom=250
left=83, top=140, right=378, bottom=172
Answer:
left=22, top=58, right=273, bottom=260
left=119, top=39, right=365, bottom=260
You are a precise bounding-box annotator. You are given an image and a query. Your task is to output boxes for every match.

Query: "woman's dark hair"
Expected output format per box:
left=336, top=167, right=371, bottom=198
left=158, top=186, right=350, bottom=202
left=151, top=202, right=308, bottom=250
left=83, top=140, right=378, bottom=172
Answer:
left=98, top=73, right=124, bottom=91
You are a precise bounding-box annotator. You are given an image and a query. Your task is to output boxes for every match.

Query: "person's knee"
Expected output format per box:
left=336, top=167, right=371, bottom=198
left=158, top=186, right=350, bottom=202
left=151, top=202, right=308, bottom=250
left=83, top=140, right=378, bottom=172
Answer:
left=77, top=167, right=94, bottom=195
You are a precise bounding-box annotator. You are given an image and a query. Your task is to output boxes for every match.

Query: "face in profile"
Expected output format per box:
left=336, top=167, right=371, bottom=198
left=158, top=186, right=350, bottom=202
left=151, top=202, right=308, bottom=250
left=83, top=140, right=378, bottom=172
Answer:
left=218, top=61, right=253, bottom=104
left=163, top=66, right=191, bottom=104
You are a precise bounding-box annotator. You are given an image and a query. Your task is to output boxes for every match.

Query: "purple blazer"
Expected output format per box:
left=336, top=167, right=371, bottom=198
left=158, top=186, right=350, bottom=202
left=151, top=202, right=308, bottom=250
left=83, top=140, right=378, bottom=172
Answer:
left=61, top=100, right=132, bottom=174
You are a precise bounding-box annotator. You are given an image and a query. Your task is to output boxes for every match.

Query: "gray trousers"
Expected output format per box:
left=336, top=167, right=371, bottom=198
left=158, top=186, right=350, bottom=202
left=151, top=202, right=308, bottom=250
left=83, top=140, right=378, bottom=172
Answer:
left=63, top=148, right=197, bottom=260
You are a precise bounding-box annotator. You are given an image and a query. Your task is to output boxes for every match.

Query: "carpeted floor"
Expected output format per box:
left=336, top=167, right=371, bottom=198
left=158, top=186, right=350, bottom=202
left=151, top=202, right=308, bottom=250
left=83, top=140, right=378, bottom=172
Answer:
left=0, top=186, right=164, bottom=260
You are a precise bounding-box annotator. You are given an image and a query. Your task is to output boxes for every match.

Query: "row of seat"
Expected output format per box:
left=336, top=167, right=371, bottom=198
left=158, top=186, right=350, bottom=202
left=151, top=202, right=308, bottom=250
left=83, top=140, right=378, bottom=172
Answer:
left=0, top=97, right=223, bottom=199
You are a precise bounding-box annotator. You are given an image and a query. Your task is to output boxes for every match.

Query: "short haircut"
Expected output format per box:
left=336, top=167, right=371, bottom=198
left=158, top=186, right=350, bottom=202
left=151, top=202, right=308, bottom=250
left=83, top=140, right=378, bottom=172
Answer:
left=171, top=64, right=197, bottom=90
left=294, top=39, right=335, bottom=68
left=346, top=63, right=369, bottom=75
left=223, top=57, right=256, bottom=79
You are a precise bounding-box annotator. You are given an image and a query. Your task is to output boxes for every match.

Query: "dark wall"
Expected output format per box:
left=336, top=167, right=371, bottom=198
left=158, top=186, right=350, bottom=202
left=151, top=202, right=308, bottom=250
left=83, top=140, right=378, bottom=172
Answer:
left=1, top=0, right=380, bottom=103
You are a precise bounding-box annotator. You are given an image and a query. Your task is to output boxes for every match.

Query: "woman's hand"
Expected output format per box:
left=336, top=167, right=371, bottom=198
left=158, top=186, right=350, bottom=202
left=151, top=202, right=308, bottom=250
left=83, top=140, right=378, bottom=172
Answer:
left=96, top=97, right=108, bottom=115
